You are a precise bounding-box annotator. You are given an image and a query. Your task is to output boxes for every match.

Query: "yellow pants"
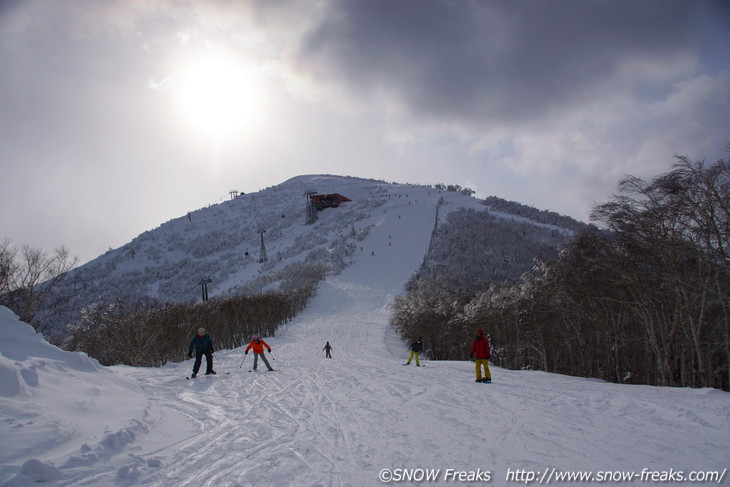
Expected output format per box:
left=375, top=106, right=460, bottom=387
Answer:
left=475, top=359, right=491, bottom=381
left=407, top=351, right=420, bottom=366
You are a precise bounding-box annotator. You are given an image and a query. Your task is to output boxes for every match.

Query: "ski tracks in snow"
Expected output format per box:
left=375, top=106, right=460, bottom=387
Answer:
left=44, top=346, right=730, bottom=487
left=103, top=361, right=357, bottom=487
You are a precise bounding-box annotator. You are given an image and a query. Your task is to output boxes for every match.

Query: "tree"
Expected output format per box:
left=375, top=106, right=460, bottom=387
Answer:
left=0, top=239, right=78, bottom=325
left=589, top=153, right=729, bottom=388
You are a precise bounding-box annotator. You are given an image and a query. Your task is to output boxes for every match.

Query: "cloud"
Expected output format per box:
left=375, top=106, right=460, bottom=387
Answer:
left=295, top=0, right=711, bottom=128
left=285, top=0, right=730, bottom=212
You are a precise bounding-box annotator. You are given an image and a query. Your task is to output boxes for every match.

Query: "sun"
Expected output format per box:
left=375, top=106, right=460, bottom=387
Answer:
left=173, top=49, right=265, bottom=145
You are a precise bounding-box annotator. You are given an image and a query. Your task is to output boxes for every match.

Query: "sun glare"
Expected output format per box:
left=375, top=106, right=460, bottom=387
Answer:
left=173, top=50, right=266, bottom=145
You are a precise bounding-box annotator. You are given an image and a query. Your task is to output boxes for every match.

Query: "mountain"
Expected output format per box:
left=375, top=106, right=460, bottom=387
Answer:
left=38, top=174, right=581, bottom=339
left=2, top=174, right=728, bottom=486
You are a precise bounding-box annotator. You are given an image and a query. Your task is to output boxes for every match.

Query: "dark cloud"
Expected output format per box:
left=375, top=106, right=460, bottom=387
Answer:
left=297, top=0, right=718, bottom=127
left=0, top=0, right=23, bottom=17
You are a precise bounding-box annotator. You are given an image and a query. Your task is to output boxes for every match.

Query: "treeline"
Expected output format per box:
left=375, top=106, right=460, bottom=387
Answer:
left=417, top=206, right=573, bottom=289
left=482, top=196, right=587, bottom=232
left=393, top=155, right=729, bottom=390
left=66, top=282, right=319, bottom=367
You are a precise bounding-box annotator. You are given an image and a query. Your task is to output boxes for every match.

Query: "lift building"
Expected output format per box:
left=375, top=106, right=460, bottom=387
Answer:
left=306, top=193, right=352, bottom=224
left=310, top=193, right=352, bottom=210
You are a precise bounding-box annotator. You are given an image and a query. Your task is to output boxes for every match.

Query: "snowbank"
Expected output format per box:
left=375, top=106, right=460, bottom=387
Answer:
left=0, top=306, right=148, bottom=485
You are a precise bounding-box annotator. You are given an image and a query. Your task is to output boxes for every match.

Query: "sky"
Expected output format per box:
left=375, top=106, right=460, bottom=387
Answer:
left=1, top=0, right=729, bottom=266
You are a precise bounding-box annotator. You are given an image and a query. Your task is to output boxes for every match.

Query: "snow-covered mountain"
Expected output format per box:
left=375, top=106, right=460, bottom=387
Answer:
left=39, top=174, right=576, bottom=339
left=2, top=174, right=729, bottom=486
left=1, top=228, right=728, bottom=486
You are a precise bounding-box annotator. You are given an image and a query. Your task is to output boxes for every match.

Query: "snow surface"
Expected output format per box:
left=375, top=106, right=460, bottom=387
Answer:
left=2, top=177, right=729, bottom=486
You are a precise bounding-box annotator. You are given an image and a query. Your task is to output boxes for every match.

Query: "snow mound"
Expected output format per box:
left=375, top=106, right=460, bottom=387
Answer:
left=1, top=458, right=61, bottom=486
left=0, top=307, right=100, bottom=399
left=0, top=306, right=148, bottom=472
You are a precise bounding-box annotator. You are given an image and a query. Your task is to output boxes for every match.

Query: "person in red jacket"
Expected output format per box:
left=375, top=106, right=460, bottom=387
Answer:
left=469, top=329, right=492, bottom=383
left=245, top=335, right=274, bottom=371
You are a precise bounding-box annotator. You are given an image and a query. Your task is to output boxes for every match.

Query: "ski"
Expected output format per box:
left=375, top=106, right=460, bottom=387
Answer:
left=186, top=372, right=227, bottom=379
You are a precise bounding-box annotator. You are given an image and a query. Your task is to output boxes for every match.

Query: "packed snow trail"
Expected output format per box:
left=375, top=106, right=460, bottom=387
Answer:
left=117, top=188, right=443, bottom=487
left=115, top=348, right=730, bottom=487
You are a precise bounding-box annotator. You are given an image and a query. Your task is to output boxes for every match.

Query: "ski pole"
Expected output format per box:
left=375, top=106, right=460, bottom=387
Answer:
left=269, top=350, right=276, bottom=361
left=239, top=353, right=247, bottom=368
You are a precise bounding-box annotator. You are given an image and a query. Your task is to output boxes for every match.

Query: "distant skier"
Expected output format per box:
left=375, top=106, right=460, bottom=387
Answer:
left=469, top=329, right=492, bottom=383
left=323, top=341, right=333, bottom=358
left=245, top=335, right=274, bottom=371
left=188, top=327, right=215, bottom=378
left=404, top=337, right=422, bottom=366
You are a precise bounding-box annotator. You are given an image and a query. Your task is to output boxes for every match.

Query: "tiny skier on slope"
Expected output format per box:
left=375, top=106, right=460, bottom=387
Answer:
left=470, top=329, right=491, bottom=383
left=322, top=341, right=333, bottom=358
left=404, top=337, right=422, bottom=366
left=188, top=327, right=215, bottom=378
left=245, top=335, right=274, bottom=371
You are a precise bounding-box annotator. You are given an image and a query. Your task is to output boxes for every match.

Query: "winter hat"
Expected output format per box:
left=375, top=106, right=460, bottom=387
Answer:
left=198, top=327, right=205, bottom=335
left=252, top=334, right=259, bottom=340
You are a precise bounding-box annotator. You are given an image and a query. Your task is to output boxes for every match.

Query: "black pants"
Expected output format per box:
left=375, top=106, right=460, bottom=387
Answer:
left=193, top=350, right=213, bottom=374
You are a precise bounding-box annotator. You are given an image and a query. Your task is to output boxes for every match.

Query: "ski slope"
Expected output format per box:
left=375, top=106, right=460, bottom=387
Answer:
left=1, top=183, right=729, bottom=486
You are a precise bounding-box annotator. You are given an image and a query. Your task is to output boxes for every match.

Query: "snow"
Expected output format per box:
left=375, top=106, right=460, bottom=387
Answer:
left=2, top=177, right=729, bottom=486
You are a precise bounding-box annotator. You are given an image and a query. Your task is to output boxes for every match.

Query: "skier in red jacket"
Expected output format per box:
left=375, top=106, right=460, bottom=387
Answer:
left=245, top=335, right=274, bottom=371
left=469, top=329, right=492, bottom=383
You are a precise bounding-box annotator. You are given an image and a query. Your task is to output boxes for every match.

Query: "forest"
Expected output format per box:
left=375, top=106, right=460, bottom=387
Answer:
left=0, top=242, right=328, bottom=367
left=66, top=261, right=329, bottom=367
left=393, top=155, right=730, bottom=390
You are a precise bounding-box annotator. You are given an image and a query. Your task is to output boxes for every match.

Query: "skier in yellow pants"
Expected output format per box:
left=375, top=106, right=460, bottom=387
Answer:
left=469, top=329, right=492, bottom=383
left=405, top=337, right=423, bottom=366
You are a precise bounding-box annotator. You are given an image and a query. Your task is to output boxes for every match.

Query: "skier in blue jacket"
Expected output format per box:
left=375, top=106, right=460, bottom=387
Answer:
left=188, top=327, right=215, bottom=378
